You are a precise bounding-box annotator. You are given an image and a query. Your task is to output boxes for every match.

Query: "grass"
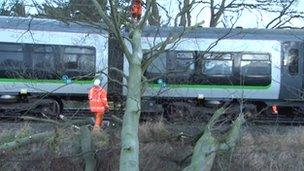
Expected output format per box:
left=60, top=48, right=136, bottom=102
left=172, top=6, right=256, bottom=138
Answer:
left=214, top=125, right=304, bottom=171
left=0, top=124, right=33, bottom=145
left=3, top=120, right=304, bottom=171
left=139, top=118, right=171, bottom=143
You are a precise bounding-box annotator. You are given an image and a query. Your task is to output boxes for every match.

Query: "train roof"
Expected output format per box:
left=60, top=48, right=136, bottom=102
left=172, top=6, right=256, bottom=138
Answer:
left=1, top=16, right=304, bottom=41
left=142, top=26, right=304, bottom=41
left=0, top=16, right=105, bottom=34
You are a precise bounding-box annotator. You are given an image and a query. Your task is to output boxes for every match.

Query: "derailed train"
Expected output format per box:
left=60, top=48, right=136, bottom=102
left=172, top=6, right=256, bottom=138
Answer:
left=0, top=16, right=304, bottom=116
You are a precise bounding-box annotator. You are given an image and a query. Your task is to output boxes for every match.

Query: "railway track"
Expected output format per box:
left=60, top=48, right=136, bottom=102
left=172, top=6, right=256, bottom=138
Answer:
left=250, top=114, right=304, bottom=125
left=2, top=107, right=304, bottom=126
left=0, top=108, right=116, bottom=126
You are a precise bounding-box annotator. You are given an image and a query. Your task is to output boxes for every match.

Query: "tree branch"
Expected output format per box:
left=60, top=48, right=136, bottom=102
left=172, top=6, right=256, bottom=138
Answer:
left=0, top=132, right=54, bottom=153
left=91, top=0, right=132, bottom=62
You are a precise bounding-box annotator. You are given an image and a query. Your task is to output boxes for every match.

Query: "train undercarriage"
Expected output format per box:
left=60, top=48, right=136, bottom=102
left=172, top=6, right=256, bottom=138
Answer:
left=0, top=93, right=62, bottom=118
left=1, top=91, right=304, bottom=125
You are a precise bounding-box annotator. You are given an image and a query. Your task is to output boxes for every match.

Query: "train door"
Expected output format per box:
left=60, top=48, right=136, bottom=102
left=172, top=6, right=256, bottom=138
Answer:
left=280, top=41, right=303, bottom=100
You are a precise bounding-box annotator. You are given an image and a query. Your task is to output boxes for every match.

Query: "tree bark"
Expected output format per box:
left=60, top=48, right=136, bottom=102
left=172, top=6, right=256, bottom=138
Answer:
left=219, top=114, right=245, bottom=151
left=179, top=0, right=191, bottom=26
left=184, top=109, right=245, bottom=171
left=80, top=126, right=96, bottom=171
left=148, top=0, right=160, bottom=26
left=119, top=28, right=143, bottom=171
left=0, top=132, right=54, bottom=153
left=183, top=131, right=219, bottom=171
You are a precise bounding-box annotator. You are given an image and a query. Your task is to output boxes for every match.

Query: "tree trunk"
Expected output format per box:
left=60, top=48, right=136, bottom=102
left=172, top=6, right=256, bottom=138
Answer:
left=184, top=110, right=245, bottom=171
left=0, top=132, right=54, bottom=153
left=148, top=0, right=160, bottom=26
left=80, top=126, right=96, bottom=171
left=119, top=28, right=143, bottom=171
left=183, top=130, right=219, bottom=171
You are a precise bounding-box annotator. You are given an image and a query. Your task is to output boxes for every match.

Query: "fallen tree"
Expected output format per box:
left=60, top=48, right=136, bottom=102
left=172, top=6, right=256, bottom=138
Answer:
left=184, top=107, right=245, bottom=171
left=0, top=131, right=54, bottom=153
left=80, top=126, right=96, bottom=171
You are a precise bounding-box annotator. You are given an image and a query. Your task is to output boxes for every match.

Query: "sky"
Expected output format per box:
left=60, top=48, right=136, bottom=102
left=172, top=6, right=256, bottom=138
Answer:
left=4, top=0, right=304, bottom=28
left=156, top=0, right=304, bottom=28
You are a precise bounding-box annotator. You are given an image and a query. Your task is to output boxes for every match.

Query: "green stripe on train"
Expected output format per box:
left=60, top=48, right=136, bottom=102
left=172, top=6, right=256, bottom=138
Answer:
left=148, top=83, right=271, bottom=89
left=0, top=78, right=93, bottom=84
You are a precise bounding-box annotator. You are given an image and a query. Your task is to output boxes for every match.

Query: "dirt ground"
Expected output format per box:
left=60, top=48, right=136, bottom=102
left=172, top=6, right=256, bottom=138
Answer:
left=1, top=120, right=304, bottom=171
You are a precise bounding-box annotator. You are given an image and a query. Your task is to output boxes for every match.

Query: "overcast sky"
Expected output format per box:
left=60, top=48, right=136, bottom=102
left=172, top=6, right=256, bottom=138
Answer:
left=156, top=0, right=304, bottom=28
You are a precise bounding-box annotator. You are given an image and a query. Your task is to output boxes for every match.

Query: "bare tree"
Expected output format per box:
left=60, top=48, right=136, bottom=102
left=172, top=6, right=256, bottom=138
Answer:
left=0, top=0, right=26, bottom=16
left=189, top=0, right=303, bottom=28
left=148, top=0, right=161, bottom=25
left=5, top=0, right=303, bottom=170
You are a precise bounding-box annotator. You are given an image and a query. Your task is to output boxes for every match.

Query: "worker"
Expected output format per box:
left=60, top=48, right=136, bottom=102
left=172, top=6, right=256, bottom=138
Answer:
left=88, top=79, right=109, bottom=131
left=131, top=0, right=142, bottom=21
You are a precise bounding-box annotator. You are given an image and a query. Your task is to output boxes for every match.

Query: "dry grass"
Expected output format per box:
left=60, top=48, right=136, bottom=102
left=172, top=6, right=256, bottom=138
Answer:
left=0, top=124, right=33, bottom=145
left=139, top=120, right=184, bottom=171
left=0, top=123, right=110, bottom=171
left=215, top=125, right=304, bottom=171
left=139, top=118, right=171, bottom=142
left=3, top=120, right=304, bottom=171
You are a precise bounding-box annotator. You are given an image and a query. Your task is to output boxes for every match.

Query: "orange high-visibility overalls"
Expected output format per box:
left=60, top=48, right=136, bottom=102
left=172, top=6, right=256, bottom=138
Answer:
left=88, top=85, right=109, bottom=127
left=131, top=0, right=142, bottom=21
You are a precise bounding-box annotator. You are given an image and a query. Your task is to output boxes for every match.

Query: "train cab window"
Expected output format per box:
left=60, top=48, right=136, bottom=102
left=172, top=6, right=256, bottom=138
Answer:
left=202, top=53, right=232, bottom=75
left=288, top=49, right=299, bottom=75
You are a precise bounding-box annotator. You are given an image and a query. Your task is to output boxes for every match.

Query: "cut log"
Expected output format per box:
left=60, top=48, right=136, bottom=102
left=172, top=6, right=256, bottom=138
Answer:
left=0, top=132, right=54, bottom=153
left=80, top=126, right=96, bottom=171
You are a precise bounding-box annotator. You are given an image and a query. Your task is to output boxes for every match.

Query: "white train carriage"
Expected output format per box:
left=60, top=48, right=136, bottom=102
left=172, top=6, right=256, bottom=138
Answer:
left=127, top=27, right=304, bottom=114
left=0, top=17, right=109, bottom=115
left=1, top=16, right=304, bottom=116
left=0, top=16, right=108, bottom=99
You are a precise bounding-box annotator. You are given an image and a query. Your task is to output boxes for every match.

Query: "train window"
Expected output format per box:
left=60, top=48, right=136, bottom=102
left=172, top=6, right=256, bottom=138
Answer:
left=61, top=46, right=96, bottom=77
left=241, top=61, right=271, bottom=75
left=202, top=53, right=232, bottom=75
left=288, top=49, right=299, bottom=75
left=0, top=44, right=22, bottom=52
left=242, top=54, right=269, bottom=61
left=0, top=52, right=24, bottom=68
left=146, top=52, right=166, bottom=74
left=203, top=53, right=231, bottom=60
left=0, top=43, right=24, bottom=69
left=63, top=55, right=78, bottom=69
left=32, top=53, right=54, bottom=69
left=168, top=51, right=194, bottom=73
left=65, top=47, right=95, bottom=54
left=31, top=45, right=55, bottom=68
left=240, top=53, right=271, bottom=86
left=240, top=53, right=271, bottom=76
left=0, top=43, right=96, bottom=80
left=0, top=43, right=25, bottom=78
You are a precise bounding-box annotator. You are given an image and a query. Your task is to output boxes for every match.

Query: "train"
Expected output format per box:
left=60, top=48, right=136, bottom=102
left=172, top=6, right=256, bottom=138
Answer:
left=0, top=16, right=304, bottom=118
